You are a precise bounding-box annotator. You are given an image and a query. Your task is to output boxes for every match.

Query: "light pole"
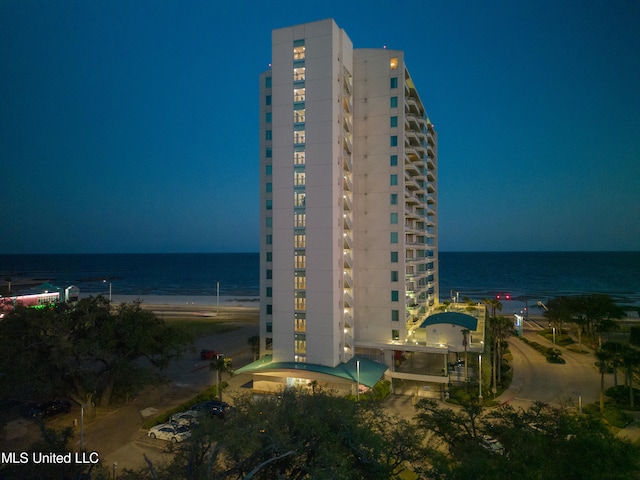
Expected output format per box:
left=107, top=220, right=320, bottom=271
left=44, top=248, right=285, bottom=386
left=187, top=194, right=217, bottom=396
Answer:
left=478, top=354, right=483, bottom=402
left=80, top=403, right=88, bottom=450
left=356, top=360, right=360, bottom=401
left=216, top=281, right=220, bottom=314
left=103, top=279, right=112, bottom=302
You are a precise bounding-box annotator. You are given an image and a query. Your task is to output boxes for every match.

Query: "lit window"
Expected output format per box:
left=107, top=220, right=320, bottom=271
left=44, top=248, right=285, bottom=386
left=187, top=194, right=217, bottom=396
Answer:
left=294, top=109, right=305, bottom=123
left=294, top=88, right=305, bottom=102
left=294, top=130, right=305, bottom=144
left=390, top=96, right=398, bottom=108
left=294, top=67, right=305, bottom=81
left=294, top=192, right=305, bottom=207
left=390, top=57, right=398, bottom=69
left=392, top=329, right=400, bottom=340
left=293, top=45, right=305, bottom=60
left=294, top=151, right=305, bottom=165
left=390, top=77, right=398, bottom=88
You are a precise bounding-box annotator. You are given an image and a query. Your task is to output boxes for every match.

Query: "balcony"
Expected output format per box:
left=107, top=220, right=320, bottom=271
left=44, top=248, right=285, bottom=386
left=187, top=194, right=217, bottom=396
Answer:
left=343, top=213, right=353, bottom=230
left=343, top=173, right=353, bottom=191
left=343, top=231, right=353, bottom=249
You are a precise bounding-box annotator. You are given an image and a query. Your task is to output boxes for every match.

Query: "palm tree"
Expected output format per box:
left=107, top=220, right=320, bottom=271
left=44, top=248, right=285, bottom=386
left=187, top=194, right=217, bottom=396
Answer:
left=210, top=356, right=234, bottom=402
left=621, top=345, right=640, bottom=408
left=482, top=298, right=502, bottom=319
left=602, top=341, right=624, bottom=387
left=595, top=348, right=612, bottom=413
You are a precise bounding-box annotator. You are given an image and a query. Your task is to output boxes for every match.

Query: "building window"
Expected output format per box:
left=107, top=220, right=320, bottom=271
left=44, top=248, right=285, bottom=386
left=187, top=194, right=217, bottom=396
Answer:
left=266, top=304, right=272, bottom=315
left=294, top=192, right=305, bottom=207
left=390, top=174, right=398, bottom=186
left=293, top=39, right=305, bottom=47
left=266, top=252, right=272, bottom=262
left=390, top=116, right=398, bottom=128
left=266, top=287, right=272, bottom=297
left=265, top=77, right=272, bottom=88
left=266, top=234, right=272, bottom=245
left=392, top=329, right=400, bottom=340
left=390, top=232, right=398, bottom=243
left=390, top=213, right=398, bottom=224
left=391, top=310, right=400, bottom=321
left=390, top=136, right=398, bottom=147
left=293, top=45, right=305, bottom=60
left=266, top=269, right=272, bottom=280
left=390, top=154, right=398, bottom=166
left=390, top=57, right=398, bottom=69
left=390, top=193, right=398, bottom=205
left=266, top=95, right=272, bottom=106
left=294, top=67, right=305, bottom=81
left=266, top=199, right=272, bottom=210
left=266, top=165, right=272, bottom=175
left=265, top=337, right=273, bottom=351
left=266, top=182, right=272, bottom=193
left=294, top=213, right=306, bottom=227
left=294, top=234, right=306, bottom=249
left=266, top=112, right=272, bottom=123
left=294, top=130, right=305, bottom=144
left=293, top=88, right=305, bottom=102
left=266, top=148, right=272, bottom=158
left=266, top=216, right=272, bottom=228
left=294, top=109, right=305, bottom=123
left=266, top=322, right=272, bottom=333
left=391, top=271, right=398, bottom=282
left=390, top=77, right=398, bottom=88
left=294, top=151, right=305, bottom=165
left=266, top=130, right=272, bottom=140
left=390, top=251, right=398, bottom=263
left=390, top=96, right=398, bottom=108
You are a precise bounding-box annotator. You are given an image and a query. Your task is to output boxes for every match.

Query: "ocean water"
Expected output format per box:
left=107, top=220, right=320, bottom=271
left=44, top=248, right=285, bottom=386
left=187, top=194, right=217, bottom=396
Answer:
left=1, top=252, right=639, bottom=308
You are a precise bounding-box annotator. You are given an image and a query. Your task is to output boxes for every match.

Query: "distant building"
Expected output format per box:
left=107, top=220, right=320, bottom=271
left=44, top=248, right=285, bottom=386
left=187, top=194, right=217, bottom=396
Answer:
left=0, top=283, right=79, bottom=317
left=243, top=19, right=483, bottom=396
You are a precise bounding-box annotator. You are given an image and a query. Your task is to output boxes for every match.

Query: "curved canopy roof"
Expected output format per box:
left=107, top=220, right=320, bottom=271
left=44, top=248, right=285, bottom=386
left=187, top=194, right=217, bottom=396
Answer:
left=419, top=312, right=478, bottom=331
left=236, top=355, right=387, bottom=388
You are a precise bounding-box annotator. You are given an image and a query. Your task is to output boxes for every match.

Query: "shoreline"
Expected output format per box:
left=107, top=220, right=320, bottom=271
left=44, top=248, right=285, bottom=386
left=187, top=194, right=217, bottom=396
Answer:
left=80, top=294, right=260, bottom=309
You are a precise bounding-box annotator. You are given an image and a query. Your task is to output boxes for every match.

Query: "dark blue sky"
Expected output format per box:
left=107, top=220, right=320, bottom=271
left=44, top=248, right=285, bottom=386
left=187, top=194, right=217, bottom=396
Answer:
left=2, top=0, right=639, bottom=253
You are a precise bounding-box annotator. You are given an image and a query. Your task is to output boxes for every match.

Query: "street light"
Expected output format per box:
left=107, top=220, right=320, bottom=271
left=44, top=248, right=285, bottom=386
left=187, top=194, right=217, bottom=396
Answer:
left=79, top=403, right=88, bottom=449
left=103, top=279, right=112, bottom=302
left=356, top=360, right=360, bottom=402
left=478, top=354, right=483, bottom=402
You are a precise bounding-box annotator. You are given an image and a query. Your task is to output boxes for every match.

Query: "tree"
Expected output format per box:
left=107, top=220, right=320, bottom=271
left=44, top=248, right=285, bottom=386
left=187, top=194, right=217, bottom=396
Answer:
left=247, top=335, right=260, bottom=361
left=595, top=348, right=612, bottom=413
left=134, top=388, right=426, bottom=480
left=0, top=297, right=193, bottom=407
left=210, top=355, right=233, bottom=402
left=602, top=341, right=625, bottom=387
left=620, top=345, right=640, bottom=408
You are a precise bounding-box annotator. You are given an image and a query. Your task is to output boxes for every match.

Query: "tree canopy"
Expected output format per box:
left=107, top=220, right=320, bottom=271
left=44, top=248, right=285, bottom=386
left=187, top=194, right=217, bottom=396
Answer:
left=0, top=296, right=192, bottom=408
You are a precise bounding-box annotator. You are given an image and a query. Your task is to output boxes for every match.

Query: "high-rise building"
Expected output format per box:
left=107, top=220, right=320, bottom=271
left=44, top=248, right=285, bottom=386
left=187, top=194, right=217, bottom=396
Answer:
left=255, top=19, right=442, bottom=392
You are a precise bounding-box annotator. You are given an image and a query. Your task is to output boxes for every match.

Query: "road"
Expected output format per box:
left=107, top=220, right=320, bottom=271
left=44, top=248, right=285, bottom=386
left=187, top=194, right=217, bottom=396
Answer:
left=84, top=322, right=259, bottom=474
left=495, top=319, right=611, bottom=411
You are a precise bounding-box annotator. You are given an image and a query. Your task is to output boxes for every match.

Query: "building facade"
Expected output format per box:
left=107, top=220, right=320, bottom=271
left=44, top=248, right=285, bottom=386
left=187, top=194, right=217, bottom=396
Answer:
left=259, top=19, right=439, bottom=382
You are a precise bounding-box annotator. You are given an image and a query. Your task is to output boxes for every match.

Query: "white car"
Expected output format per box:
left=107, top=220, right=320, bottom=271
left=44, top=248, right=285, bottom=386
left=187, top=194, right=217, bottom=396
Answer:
left=148, top=422, right=191, bottom=443
left=170, top=410, right=199, bottom=427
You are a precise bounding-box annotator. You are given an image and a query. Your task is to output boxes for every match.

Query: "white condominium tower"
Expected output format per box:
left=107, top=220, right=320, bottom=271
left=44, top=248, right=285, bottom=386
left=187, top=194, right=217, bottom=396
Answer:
left=259, top=19, right=438, bottom=375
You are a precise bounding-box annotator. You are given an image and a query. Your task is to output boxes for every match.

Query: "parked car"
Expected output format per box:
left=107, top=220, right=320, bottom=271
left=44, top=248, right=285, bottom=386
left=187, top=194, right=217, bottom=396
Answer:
left=479, top=435, right=505, bottom=455
left=148, top=423, right=191, bottom=443
left=170, top=410, right=199, bottom=427
left=192, top=400, right=231, bottom=419
left=200, top=349, right=222, bottom=360
left=24, top=400, right=72, bottom=418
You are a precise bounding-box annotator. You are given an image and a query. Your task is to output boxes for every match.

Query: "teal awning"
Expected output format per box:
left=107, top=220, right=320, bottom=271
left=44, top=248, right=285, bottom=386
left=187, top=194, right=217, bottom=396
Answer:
left=235, top=355, right=388, bottom=388
left=419, top=312, right=478, bottom=330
